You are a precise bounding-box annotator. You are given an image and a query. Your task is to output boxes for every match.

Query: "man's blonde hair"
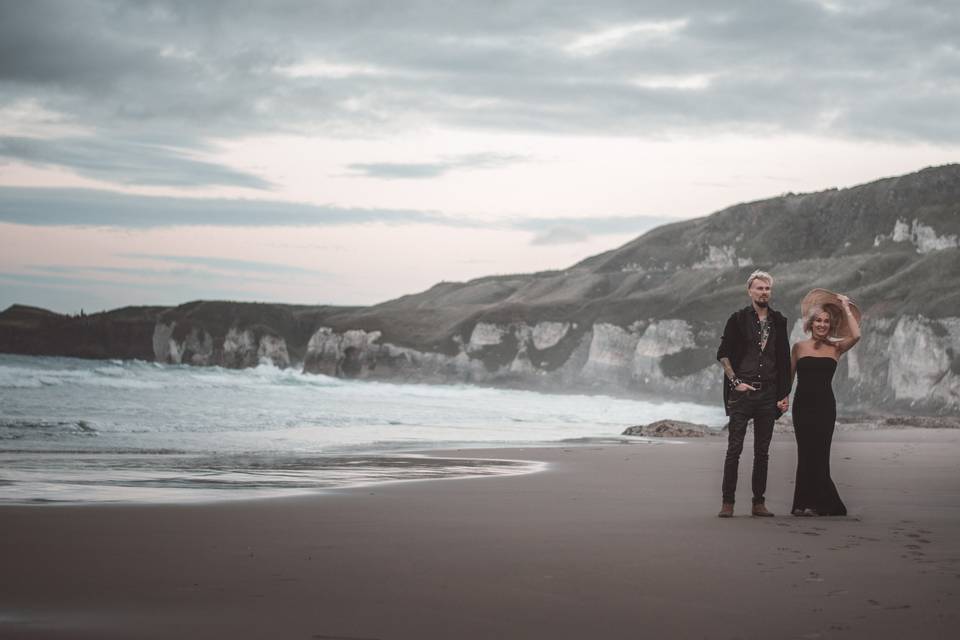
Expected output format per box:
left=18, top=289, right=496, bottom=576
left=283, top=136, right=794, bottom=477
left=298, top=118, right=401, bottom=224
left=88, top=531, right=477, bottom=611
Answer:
left=746, top=270, right=773, bottom=289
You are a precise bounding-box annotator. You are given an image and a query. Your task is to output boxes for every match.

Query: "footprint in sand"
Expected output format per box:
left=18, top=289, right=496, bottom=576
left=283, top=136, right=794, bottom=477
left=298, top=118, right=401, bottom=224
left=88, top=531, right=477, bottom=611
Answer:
left=866, top=599, right=912, bottom=611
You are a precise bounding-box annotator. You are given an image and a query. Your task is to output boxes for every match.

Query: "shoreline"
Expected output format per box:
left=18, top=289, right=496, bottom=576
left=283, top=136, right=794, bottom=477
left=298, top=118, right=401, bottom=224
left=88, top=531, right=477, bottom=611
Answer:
left=4, top=418, right=960, bottom=507
left=2, top=428, right=958, bottom=639
left=0, top=449, right=555, bottom=508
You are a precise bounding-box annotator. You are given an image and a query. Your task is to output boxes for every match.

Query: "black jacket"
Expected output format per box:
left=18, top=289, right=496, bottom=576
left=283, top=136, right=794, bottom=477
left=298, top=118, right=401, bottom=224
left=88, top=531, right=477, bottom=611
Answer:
left=716, top=306, right=792, bottom=416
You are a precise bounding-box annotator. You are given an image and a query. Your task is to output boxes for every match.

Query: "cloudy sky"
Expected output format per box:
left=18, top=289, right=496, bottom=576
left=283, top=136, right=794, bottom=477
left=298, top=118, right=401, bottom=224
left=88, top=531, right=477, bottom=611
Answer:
left=1, top=0, right=958, bottom=313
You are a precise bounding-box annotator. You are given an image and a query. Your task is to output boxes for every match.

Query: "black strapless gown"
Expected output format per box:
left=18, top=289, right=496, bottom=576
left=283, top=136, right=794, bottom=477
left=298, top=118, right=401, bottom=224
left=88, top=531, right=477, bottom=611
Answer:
left=791, top=356, right=847, bottom=516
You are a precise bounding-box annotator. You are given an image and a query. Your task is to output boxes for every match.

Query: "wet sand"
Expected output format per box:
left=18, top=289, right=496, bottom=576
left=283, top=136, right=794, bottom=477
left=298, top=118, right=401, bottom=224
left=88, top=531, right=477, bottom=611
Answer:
left=2, top=429, right=959, bottom=639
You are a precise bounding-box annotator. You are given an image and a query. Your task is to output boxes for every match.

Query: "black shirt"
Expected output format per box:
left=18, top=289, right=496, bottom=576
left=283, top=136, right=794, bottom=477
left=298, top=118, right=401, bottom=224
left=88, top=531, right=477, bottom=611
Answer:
left=737, top=309, right=777, bottom=382
left=716, top=305, right=791, bottom=416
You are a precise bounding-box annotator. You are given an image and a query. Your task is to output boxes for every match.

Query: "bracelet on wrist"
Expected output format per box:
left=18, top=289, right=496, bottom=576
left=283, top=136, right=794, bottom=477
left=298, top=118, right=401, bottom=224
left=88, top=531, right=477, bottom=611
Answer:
left=731, top=377, right=742, bottom=388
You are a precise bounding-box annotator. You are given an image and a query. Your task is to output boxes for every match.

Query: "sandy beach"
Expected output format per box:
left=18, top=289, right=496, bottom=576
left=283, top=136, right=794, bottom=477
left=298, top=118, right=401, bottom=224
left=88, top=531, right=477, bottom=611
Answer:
left=2, top=428, right=959, bottom=639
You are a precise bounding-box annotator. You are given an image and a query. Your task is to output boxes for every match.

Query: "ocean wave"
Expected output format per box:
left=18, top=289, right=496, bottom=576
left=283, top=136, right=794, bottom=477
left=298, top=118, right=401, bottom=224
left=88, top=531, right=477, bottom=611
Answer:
left=94, top=365, right=126, bottom=377
left=0, top=419, right=99, bottom=439
left=0, top=373, right=43, bottom=388
left=183, top=364, right=344, bottom=389
left=0, top=362, right=163, bottom=390
left=0, top=356, right=342, bottom=391
left=0, top=447, right=190, bottom=455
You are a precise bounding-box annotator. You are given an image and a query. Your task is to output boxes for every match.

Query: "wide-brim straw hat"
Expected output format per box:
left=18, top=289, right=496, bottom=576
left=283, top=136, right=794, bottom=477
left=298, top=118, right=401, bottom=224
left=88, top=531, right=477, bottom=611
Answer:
left=800, top=288, right=862, bottom=340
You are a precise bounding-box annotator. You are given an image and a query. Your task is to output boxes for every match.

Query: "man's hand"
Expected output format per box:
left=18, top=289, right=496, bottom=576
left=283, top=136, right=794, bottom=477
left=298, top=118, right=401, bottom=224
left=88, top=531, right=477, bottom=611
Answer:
left=735, top=382, right=757, bottom=392
left=777, top=396, right=789, bottom=412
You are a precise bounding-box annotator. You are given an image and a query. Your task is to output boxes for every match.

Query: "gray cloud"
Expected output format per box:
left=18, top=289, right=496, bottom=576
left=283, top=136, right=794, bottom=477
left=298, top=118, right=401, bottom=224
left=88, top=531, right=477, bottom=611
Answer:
left=0, top=135, right=271, bottom=188
left=0, top=270, right=290, bottom=311
left=529, top=227, right=591, bottom=245
left=0, top=270, right=230, bottom=291
left=345, top=152, right=528, bottom=179
left=28, top=264, right=213, bottom=279
left=0, top=0, right=956, bottom=182
left=0, top=187, right=459, bottom=228
left=26, top=260, right=326, bottom=285
left=516, top=214, right=674, bottom=238
left=117, top=253, right=329, bottom=275
left=0, top=187, right=673, bottom=236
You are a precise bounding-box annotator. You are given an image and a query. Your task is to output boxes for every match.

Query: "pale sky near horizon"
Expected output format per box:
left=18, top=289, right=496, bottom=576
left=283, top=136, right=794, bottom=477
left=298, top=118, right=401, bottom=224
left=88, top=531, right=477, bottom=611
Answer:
left=1, top=0, right=958, bottom=314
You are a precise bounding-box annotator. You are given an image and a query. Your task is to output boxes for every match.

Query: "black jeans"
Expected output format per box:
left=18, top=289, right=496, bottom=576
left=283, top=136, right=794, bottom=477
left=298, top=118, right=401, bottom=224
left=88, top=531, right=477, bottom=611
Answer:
left=722, top=386, right=777, bottom=505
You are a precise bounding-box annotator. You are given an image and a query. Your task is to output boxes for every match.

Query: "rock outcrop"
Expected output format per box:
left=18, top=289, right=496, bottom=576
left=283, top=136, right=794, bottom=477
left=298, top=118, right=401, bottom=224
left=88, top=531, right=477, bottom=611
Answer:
left=622, top=420, right=717, bottom=438
left=3, top=164, right=959, bottom=413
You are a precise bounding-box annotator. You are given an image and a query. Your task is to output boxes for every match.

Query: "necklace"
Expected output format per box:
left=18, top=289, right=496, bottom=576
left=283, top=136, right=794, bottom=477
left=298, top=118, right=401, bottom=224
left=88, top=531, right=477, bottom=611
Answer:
left=759, top=318, right=771, bottom=351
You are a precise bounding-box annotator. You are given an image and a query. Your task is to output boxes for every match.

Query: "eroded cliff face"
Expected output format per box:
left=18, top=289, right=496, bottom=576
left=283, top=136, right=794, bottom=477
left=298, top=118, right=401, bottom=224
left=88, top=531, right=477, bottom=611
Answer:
left=299, top=319, right=722, bottom=401
left=134, top=306, right=960, bottom=413
left=885, top=316, right=960, bottom=409
left=152, top=322, right=291, bottom=368
left=153, top=323, right=214, bottom=365
left=299, top=315, right=960, bottom=412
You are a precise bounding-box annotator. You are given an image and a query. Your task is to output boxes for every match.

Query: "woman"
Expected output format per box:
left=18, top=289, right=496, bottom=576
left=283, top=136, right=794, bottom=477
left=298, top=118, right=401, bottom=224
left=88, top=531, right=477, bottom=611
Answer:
left=790, top=289, right=862, bottom=516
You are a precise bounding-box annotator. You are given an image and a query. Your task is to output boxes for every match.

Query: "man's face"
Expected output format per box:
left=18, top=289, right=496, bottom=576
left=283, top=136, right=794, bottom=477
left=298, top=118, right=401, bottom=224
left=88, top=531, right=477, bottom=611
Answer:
left=748, top=278, right=772, bottom=308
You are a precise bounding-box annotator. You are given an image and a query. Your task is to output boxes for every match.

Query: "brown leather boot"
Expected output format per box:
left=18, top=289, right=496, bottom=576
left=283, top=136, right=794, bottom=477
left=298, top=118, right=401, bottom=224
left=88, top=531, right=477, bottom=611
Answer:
left=718, top=503, right=734, bottom=518
left=751, top=502, right=775, bottom=517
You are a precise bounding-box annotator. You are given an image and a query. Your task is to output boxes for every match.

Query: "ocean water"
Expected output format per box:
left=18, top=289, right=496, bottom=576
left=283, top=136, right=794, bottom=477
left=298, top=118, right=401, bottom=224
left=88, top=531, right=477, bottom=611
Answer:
left=0, top=354, right=726, bottom=504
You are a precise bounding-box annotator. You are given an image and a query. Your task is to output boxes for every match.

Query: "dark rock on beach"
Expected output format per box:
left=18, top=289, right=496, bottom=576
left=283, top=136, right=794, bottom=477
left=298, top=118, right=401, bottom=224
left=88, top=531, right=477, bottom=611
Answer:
left=622, top=420, right=717, bottom=438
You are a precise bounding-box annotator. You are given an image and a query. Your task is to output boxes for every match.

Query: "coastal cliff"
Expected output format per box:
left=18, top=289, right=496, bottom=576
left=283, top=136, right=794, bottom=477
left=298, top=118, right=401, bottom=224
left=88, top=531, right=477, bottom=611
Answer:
left=3, top=164, right=959, bottom=413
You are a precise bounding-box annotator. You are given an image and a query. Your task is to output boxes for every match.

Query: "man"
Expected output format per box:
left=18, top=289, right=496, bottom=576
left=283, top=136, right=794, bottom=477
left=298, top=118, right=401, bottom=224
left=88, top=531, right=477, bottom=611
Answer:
left=716, top=270, right=791, bottom=518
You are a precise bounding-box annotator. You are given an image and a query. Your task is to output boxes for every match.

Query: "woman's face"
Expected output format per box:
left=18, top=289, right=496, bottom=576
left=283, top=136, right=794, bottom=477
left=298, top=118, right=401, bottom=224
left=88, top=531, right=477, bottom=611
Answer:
left=812, top=311, right=831, bottom=338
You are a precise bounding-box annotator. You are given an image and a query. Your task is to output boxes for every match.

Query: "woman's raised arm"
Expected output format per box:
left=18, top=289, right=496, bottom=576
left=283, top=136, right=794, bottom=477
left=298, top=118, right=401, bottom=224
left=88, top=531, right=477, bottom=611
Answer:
left=835, top=294, right=861, bottom=355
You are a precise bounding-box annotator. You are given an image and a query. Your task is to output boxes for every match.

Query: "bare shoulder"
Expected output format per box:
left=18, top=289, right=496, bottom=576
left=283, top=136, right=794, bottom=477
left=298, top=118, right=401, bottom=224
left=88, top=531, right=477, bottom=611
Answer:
left=793, top=339, right=813, bottom=356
